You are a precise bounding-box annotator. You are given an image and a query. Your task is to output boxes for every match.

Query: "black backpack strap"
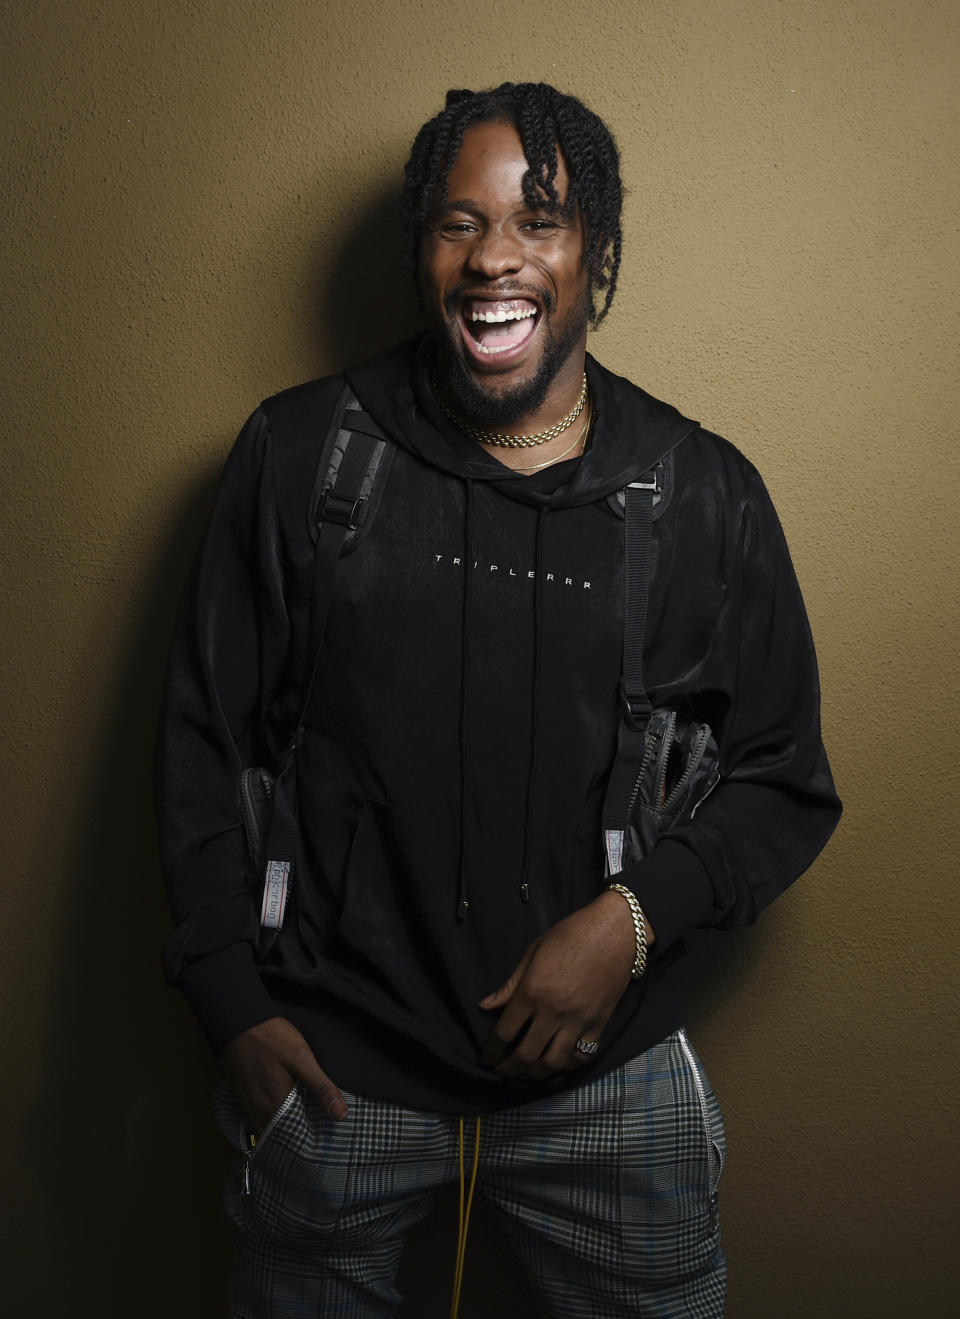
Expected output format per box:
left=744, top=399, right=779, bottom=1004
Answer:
left=259, top=387, right=394, bottom=930
left=305, top=409, right=388, bottom=672
left=601, top=465, right=662, bottom=876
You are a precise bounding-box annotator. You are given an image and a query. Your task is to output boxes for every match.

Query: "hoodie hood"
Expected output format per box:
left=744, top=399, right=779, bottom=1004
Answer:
left=344, top=334, right=698, bottom=508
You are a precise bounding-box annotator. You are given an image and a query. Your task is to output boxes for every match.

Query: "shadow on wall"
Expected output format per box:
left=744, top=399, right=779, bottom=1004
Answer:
left=20, top=184, right=526, bottom=1319
left=312, top=185, right=425, bottom=371
left=26, top=472, right=232, bottom=1318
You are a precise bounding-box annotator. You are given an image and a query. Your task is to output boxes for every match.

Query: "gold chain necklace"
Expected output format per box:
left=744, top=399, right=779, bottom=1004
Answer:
left=514, top=403, right=593, bottom=472
left=433, top=371, right=588, bottom=449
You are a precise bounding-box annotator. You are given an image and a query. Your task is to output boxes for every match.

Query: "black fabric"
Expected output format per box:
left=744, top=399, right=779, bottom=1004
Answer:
left=254, top=408, right=388, bottom=935
left=601, top=478, right=657, bottom=843
left=156, top=334, right=842, bottom=1113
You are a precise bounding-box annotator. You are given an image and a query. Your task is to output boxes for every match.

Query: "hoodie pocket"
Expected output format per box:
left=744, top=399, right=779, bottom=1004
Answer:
left=628, top=709, right=721, bottom=862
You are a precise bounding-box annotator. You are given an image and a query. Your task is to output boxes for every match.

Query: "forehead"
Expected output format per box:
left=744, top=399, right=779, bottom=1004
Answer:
left=444, top=118, right=571, bottom=207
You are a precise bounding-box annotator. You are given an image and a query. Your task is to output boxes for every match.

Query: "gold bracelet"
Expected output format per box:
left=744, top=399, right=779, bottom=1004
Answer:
left=606, top=883, right=649, bottom=979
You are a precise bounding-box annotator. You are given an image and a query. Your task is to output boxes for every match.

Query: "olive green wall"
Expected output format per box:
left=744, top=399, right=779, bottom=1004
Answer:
left=2, top=0, right=957, bottom=1314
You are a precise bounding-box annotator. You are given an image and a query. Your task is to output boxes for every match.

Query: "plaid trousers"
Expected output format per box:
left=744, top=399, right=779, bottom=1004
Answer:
left=214, top=1028, right=726, bottom=1319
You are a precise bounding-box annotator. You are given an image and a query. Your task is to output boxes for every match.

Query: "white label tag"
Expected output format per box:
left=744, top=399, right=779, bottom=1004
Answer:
left=260, top=859, right=291, bottom=929
left=604, top=829, right=625, bottom=877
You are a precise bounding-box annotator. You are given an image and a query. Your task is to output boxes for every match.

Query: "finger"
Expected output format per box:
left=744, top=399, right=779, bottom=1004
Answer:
left=560, top=1026, right=605, bottom=1071
left=493, top=1020, right=562, bottom=1079
left=290, top=1050, right=348, bottom=1120
left=522, top=1029, right=591, bottom=1079
left=518, top=1028, right=573, bottom=1081
left=224, top=1056, right=298, bottom=1136
left=482, top=999, right=535, bottom=1066
left=246, top=1071, right=298, bottom=1134
left=479, top=948, right=534, bottom=1010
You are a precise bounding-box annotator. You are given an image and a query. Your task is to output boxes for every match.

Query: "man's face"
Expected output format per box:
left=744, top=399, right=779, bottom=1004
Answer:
left=419, top=118, right=591, bottom=426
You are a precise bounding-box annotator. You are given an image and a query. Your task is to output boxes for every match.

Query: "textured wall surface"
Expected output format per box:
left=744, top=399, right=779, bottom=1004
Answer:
left=2, top=1, right=958, bottom=1314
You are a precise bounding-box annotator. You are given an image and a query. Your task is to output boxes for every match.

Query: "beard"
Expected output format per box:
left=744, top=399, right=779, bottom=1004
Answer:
left=435, top=286, right=591, bottom=428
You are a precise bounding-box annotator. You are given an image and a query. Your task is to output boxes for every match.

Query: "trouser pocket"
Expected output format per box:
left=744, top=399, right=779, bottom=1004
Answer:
left=214, top=1083, right=300, bottom=1197
left=520, top=1032, right=727, bottom=1294
left=221, top=1084, right=359, bottom=1244
left=618, top=1029, right=727, bottom=1288
left=676, top=1027, right=726, bottom=1219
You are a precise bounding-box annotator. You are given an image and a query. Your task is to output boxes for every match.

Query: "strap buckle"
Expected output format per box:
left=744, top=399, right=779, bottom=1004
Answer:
left=319, top=489, right=368, bottom=530
left=619, top=680, right=652, bottom=728
left=628, top=462, right=663, bottom=493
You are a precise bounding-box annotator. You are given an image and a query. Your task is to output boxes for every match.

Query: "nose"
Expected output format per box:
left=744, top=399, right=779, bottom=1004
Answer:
left=465, top=225, right=523, bottom=279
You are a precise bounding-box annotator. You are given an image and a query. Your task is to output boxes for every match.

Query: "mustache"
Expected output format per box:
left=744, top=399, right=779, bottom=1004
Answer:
left=443, top=281, right=556, bottom=317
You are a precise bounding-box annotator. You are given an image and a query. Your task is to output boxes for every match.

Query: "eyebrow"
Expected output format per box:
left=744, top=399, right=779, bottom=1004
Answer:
left=438, top=194, right=561, bottom=217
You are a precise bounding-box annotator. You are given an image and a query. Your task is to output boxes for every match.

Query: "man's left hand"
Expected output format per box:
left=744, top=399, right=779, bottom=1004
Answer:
left=479, top=889, right=654, bottom=1079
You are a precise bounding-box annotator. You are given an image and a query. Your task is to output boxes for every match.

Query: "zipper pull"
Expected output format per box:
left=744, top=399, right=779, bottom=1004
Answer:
left=240, top=1131, right=255, bottom=1197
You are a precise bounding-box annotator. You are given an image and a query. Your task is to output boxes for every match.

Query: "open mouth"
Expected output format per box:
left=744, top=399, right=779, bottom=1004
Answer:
left=458, top=297, right=540, bottom=364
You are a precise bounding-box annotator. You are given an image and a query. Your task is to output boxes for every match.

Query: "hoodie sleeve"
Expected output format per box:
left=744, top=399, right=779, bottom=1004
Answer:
left=155, top=408, right=291, bottom=1053
left=622, top=459, right=842, bottom=951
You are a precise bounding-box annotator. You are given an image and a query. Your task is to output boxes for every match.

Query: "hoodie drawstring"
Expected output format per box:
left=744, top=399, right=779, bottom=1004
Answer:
left=518, top=506, right=548, bottom=903
left=457, top=494, right=549, bottom=917
left=456, top=478, right=475, bottom=921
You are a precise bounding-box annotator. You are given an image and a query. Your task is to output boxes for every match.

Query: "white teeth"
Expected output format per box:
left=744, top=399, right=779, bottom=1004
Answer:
left=469, top=307, right=536, bottom=323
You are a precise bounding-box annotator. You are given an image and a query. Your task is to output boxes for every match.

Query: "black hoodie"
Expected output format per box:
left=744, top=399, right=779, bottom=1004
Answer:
left=157, top=337, right=841, bottom=1113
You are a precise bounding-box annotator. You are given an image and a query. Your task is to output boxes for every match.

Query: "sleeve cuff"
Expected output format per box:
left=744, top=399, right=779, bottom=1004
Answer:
left=620, top=838, right=715, bottom=951
left=176, top=941, right=279, bottom=1055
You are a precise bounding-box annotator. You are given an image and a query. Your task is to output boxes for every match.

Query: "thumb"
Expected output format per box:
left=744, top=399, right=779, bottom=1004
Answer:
left=479, top=948, right=534, bottom=1009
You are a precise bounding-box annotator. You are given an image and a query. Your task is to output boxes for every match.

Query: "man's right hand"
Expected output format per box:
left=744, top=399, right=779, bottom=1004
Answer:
left=220, top=1016, right=348, bottom=1135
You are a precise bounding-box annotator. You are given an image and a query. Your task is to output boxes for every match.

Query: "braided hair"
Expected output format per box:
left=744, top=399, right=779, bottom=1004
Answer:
left=401, top=83, right=623, bottom=326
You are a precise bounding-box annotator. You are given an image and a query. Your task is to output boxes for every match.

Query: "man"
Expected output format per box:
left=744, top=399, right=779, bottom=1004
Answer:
left=157, top=83, right=840, bottom=1318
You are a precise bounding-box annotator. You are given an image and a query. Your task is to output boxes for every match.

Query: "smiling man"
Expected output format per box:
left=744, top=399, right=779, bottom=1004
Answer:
left=157, top=84, right=840, bottom=1318
left=420, top=114, right=593, bottom=448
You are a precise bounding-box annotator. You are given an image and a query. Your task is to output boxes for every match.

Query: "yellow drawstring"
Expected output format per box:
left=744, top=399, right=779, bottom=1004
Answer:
left=449, top=1115, right=482, bottom=1319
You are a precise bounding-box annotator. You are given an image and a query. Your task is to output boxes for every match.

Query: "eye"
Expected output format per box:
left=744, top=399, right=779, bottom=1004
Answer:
left=440, top=221, right=477, bottom=238
left=521, top=219, right=560, bottom=235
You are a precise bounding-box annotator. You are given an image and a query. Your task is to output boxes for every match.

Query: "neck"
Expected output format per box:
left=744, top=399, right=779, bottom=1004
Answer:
left=503, top=398, right=593, bottom=474
left=435, top=352, right=588, bottom=441
left=433, top=357, right=593, bottom=474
